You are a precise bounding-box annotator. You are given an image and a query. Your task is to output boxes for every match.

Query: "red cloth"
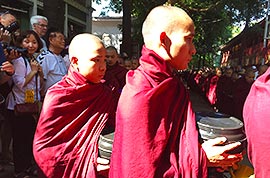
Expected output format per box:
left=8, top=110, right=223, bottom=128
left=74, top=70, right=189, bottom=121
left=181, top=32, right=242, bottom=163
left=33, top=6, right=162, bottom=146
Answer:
left=104, top=63, right=128, bottom=92
left=33, top=66, right=114, bottom=178
left=109, top=46, right=208, bottom=178
left=206, top=75, right=219, bottom=105
left=243, top=67, right=270, bottom=178
left=104, top=63, right=128, bottom=128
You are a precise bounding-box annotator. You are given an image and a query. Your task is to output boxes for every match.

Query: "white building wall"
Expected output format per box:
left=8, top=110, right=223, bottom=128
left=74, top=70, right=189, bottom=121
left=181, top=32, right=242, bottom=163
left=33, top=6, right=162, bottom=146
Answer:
left=92, top=17, right=122, bottom=53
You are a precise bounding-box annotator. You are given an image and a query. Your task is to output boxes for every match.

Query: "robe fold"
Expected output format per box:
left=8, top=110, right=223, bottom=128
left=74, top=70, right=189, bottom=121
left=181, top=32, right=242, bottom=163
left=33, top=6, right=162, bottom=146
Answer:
left=243, top=67, right=270, bottom=178
left=104, top=63, right=128, bottom=128
left=109, top=46, right=208, bottom=178
left=33, top=66, right=114, bottom=178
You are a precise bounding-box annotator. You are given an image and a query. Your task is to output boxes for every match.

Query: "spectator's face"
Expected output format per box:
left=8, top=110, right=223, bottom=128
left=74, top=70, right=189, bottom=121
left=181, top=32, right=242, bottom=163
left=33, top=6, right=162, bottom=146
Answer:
left=50, top=32, right=65, bottom=50
left=106, top=49, right=118, bottom=66
left=21, top=34, right=39, bottom=55
left=0, top=14, right=16, bottom=27
left=166, top=22, right=196, bottom=70
left=33, top=19, right=48, bottom=37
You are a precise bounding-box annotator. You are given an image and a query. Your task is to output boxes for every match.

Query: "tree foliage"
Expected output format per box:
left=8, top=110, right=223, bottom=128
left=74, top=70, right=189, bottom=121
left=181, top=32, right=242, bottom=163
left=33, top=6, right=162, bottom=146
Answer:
left=95, top=0, right=267, bottom=68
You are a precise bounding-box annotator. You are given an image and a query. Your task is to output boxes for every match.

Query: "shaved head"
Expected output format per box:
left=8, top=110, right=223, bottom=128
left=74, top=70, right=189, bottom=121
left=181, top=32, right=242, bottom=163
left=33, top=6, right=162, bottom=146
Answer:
left=69, top=33, right=104, bottom=60
left=142, top=6, right=194, bottom=47
left=141, top=5, right=196, bottom=70
left=69, top=33, right=107, bottom=83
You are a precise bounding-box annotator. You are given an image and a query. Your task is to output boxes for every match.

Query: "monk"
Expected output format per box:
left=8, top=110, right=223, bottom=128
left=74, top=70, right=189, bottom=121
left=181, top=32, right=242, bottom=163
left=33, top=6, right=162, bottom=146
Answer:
left=104, top=46, right=128, bottom=129
left=216, top=67, right=234, bottom=115
left=243, top=66, right=270, bottom=178
left=33, top=34, right=114, bottom=178
left=206, top=68, right=222, bottom=106
left=104, top=46, right=128, bottom=93
left=232, top=69, right=255, bottom=121
left=109, top=5, right=242, bottom=178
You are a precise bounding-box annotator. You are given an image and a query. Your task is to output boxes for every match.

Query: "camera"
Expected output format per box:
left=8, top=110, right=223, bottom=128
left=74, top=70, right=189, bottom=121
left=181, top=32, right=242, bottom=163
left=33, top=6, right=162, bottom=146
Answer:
left=1, top=42, right=28, bottom=57
left=6, top=46, right=28, bottom=57
left=0, top=21, right=20, bottom=33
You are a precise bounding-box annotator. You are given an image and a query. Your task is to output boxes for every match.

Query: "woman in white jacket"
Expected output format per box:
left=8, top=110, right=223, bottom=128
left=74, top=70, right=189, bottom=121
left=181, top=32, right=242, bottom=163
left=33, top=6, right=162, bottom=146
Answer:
left=5, top=30, right=44, bottom=178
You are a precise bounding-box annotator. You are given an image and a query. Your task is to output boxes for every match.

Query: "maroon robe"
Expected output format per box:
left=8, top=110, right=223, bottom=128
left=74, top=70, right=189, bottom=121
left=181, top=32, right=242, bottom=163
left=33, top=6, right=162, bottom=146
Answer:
left=104, top=63, right=128, bottom=128
left=216, top=75, right=234, bottom=115
left=33, top=66, right=114, bottom=178
left=109, top=46, right=208, bottom=178
left=206, top=75, right=219, bottom=105
left=243, top=67, right=270, bottom=177
left=232, top=77, right=253, bottom=120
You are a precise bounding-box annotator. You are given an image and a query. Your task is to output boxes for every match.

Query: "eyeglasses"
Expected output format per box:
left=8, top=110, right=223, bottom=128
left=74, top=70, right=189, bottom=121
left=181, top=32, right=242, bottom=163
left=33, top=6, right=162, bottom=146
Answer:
left=36, top=23, right=48, bottom=28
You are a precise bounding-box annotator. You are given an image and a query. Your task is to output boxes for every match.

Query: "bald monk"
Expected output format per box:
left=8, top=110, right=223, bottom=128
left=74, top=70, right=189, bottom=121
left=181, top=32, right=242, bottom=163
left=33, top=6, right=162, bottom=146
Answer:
left=243, top=66, right=270, bottom=177
left=103, top=46, right=128, bottom=129
left=109, top=5, right=242, bottom=178
left=33, top=34, right=114, bottom=178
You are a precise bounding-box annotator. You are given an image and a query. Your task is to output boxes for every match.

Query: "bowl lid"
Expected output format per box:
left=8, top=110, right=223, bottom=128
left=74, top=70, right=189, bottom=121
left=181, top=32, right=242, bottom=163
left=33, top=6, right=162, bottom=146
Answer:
left=196, top=112, right=244, bottom=130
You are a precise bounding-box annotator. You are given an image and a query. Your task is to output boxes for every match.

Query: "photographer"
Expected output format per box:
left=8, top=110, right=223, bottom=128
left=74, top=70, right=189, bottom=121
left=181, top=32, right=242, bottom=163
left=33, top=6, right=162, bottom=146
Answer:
left=0, top=11, right=21, bottom=168
left=5, top=30, right=44, bottom=177
left=0, top=11, right=17, bottom=44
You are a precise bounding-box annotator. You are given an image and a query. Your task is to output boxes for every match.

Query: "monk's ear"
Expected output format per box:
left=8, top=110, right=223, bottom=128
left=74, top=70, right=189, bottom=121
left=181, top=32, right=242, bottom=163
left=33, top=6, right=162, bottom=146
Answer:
left=160, top=32, right=167, bottom=44
left=71, top=57, right=78, bottom=65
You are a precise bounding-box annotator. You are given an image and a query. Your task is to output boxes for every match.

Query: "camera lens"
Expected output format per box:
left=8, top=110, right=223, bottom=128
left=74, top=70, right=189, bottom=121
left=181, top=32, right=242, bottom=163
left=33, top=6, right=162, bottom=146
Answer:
left=5, top=21, right=20, bottom=33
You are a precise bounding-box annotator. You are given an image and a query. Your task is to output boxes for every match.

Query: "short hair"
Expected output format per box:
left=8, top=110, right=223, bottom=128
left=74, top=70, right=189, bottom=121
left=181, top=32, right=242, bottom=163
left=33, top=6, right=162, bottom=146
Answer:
left=106, top=46, right=118, bottom=53
left=44, top=27, right=63, bottom=46
left=30, top=15, right=48, bottom=26
left=15, top=30, right=43, bottom=53
left=0, top=10, right=16, bottom=18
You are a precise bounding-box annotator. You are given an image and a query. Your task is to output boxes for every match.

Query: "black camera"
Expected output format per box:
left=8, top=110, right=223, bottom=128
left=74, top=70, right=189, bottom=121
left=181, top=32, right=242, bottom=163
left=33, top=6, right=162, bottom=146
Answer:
left=0, top=21, right=20, bottom=33
left=6, top=46, right=28, bottom=57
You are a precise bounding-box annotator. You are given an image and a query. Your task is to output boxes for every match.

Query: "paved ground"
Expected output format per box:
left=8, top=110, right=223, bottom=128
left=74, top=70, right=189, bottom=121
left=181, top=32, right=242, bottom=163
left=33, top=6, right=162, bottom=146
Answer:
left=0, top=88, right=252, bottom=178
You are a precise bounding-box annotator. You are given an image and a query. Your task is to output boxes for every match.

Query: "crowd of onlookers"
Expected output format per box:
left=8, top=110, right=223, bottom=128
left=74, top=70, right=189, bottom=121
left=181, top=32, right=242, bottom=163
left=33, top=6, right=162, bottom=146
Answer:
left=0, top=10, right=139, bottom=178
left=182, top=64, right=269, bottom=121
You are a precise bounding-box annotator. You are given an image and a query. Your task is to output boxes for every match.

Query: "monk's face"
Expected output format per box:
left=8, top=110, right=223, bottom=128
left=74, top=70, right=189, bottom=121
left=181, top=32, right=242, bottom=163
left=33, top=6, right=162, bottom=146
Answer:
left=124, top=60, right=132, bottom=70
left=76, top=44, right=107, bottom=83
left=166, top=21, right=196, bottom=70
left=245, top=72, right=255, bottom=84
left=106, top=48, right=118, bottom=66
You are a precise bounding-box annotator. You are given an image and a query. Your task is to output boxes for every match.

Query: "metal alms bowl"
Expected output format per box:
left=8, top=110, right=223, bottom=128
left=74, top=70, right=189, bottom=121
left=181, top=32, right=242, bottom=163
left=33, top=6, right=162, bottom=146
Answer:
left=195, top=112, right=246, bottom=153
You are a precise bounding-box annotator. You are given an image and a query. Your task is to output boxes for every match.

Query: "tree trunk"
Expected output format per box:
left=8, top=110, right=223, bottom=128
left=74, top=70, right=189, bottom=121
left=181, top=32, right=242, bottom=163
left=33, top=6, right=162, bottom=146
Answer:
left=121, top=0, right=132, bottom=57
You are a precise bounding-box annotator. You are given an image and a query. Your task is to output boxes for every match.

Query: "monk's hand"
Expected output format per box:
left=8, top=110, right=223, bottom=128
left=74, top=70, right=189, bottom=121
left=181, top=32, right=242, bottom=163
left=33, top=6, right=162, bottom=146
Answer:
left=97, top=157, right=110, bottom=177
left=202, top=137, right=243, bottom=171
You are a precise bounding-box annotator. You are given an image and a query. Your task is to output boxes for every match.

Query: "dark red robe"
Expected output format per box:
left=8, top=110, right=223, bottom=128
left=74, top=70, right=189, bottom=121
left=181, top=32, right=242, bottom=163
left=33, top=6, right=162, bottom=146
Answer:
left=104, top=63, right=128, bottom=129
left=232, top=77, right=253, bottom=121
left=216, top=75, right=234, bottom=115
left=243, top=67, right=270, bottom=177
left=33, top=66, right=114, bottom=178
left=109, top=46, right=208, bottom=178
left=206, top=74, right=219, bottom=105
